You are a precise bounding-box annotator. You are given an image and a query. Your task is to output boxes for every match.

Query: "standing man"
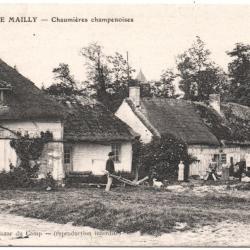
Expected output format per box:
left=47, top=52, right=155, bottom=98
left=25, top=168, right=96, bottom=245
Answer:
left=235, top=157, right=246, bottom=182
left=105, top=152, right=115, bottom=192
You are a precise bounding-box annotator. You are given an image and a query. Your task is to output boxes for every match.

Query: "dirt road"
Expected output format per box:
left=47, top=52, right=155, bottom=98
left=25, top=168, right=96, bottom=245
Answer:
left=0, top=213, right=249, bottom=246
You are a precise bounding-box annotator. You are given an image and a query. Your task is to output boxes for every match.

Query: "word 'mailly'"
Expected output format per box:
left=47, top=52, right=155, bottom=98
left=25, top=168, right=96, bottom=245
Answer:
left=0, top=16, right=38, bottom=23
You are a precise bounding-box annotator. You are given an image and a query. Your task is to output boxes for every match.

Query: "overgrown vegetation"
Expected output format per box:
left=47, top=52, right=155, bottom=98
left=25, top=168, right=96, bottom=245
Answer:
left=139, top=135, right=197, bottom=181
left=43, top=63, right=84, bottom=100
left=226, top=43, right=250, bottom=107
left=193, top=102, right=232, bottom=140
left=9, top=131, right=53, bottom=177
left=193, top=102, right=250, bottom=142
left=222, top=104, right=250, bottom=141
left=0, top=131, right=53, bottom=189
left=176, top=36, right=229, bottom=101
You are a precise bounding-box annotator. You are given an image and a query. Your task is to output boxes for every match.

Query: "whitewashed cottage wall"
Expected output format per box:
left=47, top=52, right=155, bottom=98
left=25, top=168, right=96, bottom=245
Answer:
left=116, top=101, right=153, bottom=143
left=189, top=145, right=250, bottom=176
left=0, top=120, right=64, bottom=180
left=69, top=141, right=132, bottom=175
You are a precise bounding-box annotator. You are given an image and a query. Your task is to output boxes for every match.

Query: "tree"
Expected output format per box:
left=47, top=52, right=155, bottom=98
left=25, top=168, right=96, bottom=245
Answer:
left=151, top=69, right=176, bottom=98
left=139, top=134, right=197, bottom=181
left=80, top=43, right=135, bottom=111
left=176, top=36, right=228, bottom=101
left=107, top=52, right=135, bottom=109
left=80, top=43, right=111, bottom=107
left=43, top=63, right=85, bottom=100
left=226, top=43, right=250, bottom=106
left=108, top=52, right=134, bottom=88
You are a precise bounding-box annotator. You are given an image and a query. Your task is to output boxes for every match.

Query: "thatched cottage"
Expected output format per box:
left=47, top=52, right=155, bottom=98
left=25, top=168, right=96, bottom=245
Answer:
left=0, top=59, right=134, bottom=180
left=62, top=97, right=134, bottom=175
left=116, top=86, right=250, bottom=177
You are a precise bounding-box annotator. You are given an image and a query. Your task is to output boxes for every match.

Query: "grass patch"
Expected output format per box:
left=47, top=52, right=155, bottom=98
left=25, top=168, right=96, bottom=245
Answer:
left=0, top=187, right=250, bottom=235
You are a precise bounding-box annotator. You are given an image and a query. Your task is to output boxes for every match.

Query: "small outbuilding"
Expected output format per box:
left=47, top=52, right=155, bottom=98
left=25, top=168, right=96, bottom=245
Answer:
left=62, top=97, right=135, bottom=175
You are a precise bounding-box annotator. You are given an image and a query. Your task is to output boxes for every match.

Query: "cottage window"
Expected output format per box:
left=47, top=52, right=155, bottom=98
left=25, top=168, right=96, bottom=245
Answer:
left=111, top=143, right=121, bottom=162
left=213, top=153, right=227, bottom=165
left=221, top=154, right=227, bottom=164
left=64, top=147, right=71, bottom=164
left=0, top=81, right=12, bottom=104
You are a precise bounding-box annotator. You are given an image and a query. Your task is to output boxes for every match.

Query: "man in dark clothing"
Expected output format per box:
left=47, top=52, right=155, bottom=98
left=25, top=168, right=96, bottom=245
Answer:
left=235, top=159, right=246, bottom=182
left=105, top=152, right=115, bottom=191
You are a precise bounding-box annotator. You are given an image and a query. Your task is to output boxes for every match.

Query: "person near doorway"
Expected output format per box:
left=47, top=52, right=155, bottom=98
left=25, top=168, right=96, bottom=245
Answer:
left=235, top=158, right=246, bottom=182
left=178, top=160, right=185, bottom=181
left=229, top=157, right=234, bottom=176
left=204, top=157, right=218, bottom=181
left=105, top=152, right=115, bottom=192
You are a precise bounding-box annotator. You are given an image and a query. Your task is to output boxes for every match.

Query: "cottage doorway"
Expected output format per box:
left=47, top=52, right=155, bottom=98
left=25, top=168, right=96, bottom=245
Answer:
left=213, top=153, right=227, bottom=170
left=64, top=146, right=72, bottom=173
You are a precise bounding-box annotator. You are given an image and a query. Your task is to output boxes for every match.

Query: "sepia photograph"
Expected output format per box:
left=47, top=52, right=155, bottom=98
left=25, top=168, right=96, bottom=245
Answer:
left=0, top=3, right=249, bottom=247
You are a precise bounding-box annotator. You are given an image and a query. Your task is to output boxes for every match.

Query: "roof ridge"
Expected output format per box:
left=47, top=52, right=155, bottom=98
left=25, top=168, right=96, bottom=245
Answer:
left=63, top=100, right=135, bottom=141
left=126, top=97, right=220, bottom=145
left=125, top=98, right=161, bottom=137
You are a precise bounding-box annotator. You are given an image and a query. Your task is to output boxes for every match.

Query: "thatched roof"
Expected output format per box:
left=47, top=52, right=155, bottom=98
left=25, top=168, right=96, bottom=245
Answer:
left=0, top=59, right=64, bottom=120
left=193, top=102, right=250, bottom=144
left=126, top=98, right=220, bottom=145
left=126, top=97, right=250, bottom=146
left=63, top=97, right=135, bottom=142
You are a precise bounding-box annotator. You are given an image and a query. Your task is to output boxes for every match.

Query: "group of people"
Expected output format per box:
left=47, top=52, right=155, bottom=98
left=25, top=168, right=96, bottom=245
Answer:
left=177, top=157, right=248, bottom=182
left=204, top=157, right=247, bottom=181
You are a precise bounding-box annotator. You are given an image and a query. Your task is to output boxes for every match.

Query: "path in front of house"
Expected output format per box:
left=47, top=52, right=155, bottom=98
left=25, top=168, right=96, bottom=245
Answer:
left=0, top=213, right=250, bottom=246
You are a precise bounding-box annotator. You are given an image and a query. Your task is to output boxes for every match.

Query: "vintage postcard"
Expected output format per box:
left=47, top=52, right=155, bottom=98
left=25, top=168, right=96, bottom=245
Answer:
left=0, top=3, right=249, bottom=247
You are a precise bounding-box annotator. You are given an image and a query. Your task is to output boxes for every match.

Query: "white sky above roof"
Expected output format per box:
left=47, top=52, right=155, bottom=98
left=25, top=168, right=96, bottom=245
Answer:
left=0, top=4, right=250, bottom=88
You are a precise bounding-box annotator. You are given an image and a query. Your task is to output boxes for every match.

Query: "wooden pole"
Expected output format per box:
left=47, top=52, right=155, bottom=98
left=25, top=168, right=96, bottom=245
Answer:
left=126, top=51, right=130, bottom=87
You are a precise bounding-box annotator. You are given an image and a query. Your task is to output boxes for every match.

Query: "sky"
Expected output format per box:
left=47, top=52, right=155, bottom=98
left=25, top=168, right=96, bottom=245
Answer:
left=0, top=4, right=250, bottom=88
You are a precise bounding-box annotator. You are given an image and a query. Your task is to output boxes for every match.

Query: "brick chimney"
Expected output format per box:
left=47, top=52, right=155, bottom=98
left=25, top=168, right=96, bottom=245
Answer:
left=209, top=94, right=221, bottom=114
left=129, top=86, right=140, bottom=107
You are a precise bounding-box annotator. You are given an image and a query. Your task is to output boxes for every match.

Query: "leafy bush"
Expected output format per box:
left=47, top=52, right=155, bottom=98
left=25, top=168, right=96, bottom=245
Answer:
left=0, top=131, right=55, bottom=189
left=32, top=172, right=57, bottom=190
left=9, top=131, right=53, bottom=178
left=0, top=167, right=33, bottom=189
left=140, top=134, right=197, bottom=181
left=0, top=167, right=57, bottom=190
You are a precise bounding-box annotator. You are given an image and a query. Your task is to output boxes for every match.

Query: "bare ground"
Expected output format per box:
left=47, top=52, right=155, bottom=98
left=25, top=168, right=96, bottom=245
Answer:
left=0, top=182, right=250, bottom=246
left=0, top=213, right=249, bottom=246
